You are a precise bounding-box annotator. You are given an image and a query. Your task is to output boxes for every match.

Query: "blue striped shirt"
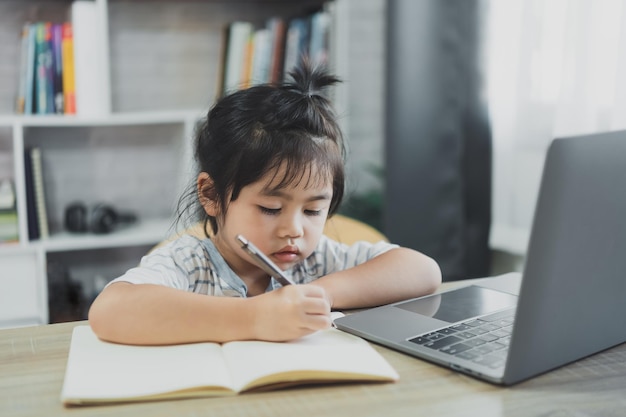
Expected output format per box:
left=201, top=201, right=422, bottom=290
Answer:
left=109, top=235, right=398, bottom=297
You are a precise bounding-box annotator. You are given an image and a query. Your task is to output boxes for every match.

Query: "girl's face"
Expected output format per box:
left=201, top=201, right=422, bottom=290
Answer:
left=203, top=165, right=333, bottom=284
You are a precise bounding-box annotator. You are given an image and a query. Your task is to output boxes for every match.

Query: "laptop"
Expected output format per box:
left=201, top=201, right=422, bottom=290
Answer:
left=335, top=130, right=626, bottom=385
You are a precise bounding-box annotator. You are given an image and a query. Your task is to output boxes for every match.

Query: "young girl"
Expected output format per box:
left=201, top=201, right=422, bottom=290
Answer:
left=89, top=64, right=441, bottom=345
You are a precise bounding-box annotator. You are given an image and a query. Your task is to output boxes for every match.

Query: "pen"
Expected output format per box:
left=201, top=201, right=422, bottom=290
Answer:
left=236, top=234, right=296, bottom=286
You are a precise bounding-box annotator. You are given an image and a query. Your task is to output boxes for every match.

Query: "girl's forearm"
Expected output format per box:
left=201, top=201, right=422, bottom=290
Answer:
left=89, top=283, right=256, bottom=345
left=89, top=282, right=332, bottom=345
left=312, top=248, right=441, bottom=310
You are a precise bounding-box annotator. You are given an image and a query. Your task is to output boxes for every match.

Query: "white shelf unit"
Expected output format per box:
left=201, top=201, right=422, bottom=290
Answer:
left=0, top=113, right=197, bottom=329
left=0, top=0, right=338, bottom=328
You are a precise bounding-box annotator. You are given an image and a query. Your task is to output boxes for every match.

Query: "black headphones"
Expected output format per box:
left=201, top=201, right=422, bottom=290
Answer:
left=64, top=202, right=137, bottom=234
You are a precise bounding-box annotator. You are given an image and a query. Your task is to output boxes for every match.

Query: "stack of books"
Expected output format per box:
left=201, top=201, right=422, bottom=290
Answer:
left=219, top=6, right=333, bottom=96
left=15, top=21, right=75, bottom=115
left=15, top=0, right=110, bottom=117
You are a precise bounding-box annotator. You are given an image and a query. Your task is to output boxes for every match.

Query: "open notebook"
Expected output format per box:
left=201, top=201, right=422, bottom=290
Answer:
left=61, top=324, right=398, bottom=405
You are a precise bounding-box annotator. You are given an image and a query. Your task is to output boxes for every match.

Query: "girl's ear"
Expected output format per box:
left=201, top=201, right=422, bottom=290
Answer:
left=197, top=172, right=219, bottom=216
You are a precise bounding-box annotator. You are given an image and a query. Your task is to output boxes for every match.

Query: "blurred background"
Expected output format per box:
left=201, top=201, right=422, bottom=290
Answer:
left=347, top=0, right=626, bottom=281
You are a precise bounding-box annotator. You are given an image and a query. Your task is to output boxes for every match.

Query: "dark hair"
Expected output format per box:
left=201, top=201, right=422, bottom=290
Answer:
left=176, top=63, right=345, bottom=236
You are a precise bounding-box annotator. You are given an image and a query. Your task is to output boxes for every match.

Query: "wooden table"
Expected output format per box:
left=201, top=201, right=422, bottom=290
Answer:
left=2, top=278, right=626, bottom=417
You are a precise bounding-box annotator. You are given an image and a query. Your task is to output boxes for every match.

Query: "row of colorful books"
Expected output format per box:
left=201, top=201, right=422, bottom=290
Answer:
left=219, top=6, right=332, bottom=96
left=16, top=21, right=76, bottom=115
left=13, top=4, right=332, bottom=115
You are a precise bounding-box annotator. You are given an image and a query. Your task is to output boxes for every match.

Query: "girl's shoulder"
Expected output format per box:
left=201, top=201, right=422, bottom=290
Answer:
left=149, top=233, right=212, bottom=261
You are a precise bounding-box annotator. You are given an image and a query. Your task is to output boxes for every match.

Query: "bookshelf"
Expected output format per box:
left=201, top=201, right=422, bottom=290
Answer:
left=0, top=0, right=350, bottom=328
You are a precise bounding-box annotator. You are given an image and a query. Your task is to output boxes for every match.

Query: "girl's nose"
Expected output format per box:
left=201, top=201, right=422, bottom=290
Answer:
left=278, top=213, right=303, bottom=239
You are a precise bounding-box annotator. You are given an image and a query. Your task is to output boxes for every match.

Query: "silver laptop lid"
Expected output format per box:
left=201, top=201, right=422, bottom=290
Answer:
left=504, top=131, right=626, bottom=384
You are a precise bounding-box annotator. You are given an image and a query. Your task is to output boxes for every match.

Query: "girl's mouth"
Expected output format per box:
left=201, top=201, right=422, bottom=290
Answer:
left=272, top=246, right=300, bottom=264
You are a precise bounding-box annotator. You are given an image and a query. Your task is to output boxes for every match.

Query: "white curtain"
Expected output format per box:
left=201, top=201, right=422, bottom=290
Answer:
left=484, top=0, right=626, bottom=255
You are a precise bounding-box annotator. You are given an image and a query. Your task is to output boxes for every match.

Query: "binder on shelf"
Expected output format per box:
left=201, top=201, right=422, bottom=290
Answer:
left=30, top=147, right=49, bottom=239
left=23, top=147, right=49, bottom=240
left=23, top=149, right=39, bottom=240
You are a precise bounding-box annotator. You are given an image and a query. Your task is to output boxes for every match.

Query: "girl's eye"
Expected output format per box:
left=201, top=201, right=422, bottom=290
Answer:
left=305, top=209, right=322, bottom=216
left=259, top=206, right=280, bottom=215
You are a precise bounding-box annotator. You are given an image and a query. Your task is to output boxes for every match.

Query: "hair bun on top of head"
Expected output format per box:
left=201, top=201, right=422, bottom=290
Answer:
left=283, top=60, right=341, bottom=99
left=254, top=60, right=343, bottom=148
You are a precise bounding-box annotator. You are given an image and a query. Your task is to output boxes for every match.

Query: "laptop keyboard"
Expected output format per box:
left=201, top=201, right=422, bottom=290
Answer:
left=408, top=309, right=515, bottom=370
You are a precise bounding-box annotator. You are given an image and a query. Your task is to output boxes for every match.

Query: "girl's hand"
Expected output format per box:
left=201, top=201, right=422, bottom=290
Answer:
left=250, top=284, right=332, bottom=341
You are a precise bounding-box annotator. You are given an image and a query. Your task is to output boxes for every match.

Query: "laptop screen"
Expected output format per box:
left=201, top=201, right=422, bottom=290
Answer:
left=395, top=286, right=518, bottom=323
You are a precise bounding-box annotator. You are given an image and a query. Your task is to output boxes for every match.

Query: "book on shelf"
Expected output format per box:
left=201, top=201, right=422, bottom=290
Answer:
left=250, top=28, right=271, bottom=85
left=35, top=22, right=54, bottom=114
left=309, top=9, right=332, bottom=68
left=239, top=29, right=255, bottom=89
left=61, top=325, right=399, bottom=405
left=51, top=23, right=65, bottom=114
left=16, top=23, right=31, bottom=114
left=221, top=21, right=254, bottom=95
left=215, top=24, right=229, bottom=99
left=45, top=23, right=56, bottom=113
left=23, top=147, right=49, bottom=240
left=23, top=148, right=39, bottom=240
left=267, top=17, right=287, bottom=84
left=283, top=17, right=311, bottom=80
left=61, top=22, right=76, bottom=114
left=30, top=147, right=49, bottom=239
left=22, top=23, right=38, bottom=115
